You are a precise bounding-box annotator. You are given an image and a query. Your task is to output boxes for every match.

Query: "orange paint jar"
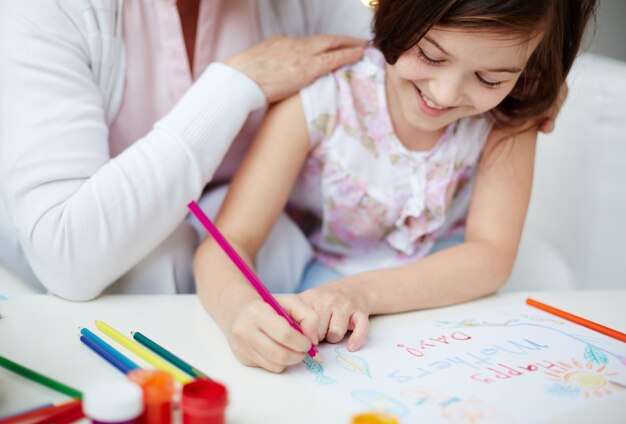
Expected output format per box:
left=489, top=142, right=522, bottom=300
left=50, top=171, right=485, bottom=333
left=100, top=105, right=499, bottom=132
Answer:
left=128, top=370, right=175, bottom=424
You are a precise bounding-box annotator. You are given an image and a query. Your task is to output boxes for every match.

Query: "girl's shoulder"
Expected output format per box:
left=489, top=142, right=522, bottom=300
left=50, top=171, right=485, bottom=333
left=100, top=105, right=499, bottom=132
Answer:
left=333, top=46, right=387, bottom=83
left=300, top=46, right=386, bottom=116
left=321, top=46, right=387, bottom=108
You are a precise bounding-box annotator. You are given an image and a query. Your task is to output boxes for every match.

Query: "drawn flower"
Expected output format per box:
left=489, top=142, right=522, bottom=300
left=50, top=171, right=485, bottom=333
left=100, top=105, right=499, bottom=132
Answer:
left=545, top=358, right=623, bottom=399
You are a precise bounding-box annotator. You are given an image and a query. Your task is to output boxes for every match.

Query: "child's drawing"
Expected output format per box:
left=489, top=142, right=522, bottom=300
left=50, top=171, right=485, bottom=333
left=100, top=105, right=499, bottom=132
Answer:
left=400, top=386, right=514, bottom=424
left=291, top=303, right=626, bottom=423
left=303, top=356, right=336, bottom=385
left=335, top=347, right=371, bottom=378
left=439, top=315, right=626, bottom=367
left=584, top=344, right=609, bottom=366
left=436, top=319, right=518, bottom=328
left=544, top=358, right=623, bottom=400
left=351, top=389, right=409, bottom=417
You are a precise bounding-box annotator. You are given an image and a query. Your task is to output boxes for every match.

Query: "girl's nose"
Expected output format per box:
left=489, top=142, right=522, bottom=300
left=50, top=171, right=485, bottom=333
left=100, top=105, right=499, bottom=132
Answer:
left=428, top=74, right=464, bottom=107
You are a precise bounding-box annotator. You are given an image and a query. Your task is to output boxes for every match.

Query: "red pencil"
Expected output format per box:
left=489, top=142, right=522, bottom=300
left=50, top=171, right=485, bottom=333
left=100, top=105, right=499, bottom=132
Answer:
left=526, top=298, right=626, bottom=343
left=188, top=201, right=321, bottom=360
left=32, top=401, right=84, bottom=424
left=0, top=399, right=82, bottom=424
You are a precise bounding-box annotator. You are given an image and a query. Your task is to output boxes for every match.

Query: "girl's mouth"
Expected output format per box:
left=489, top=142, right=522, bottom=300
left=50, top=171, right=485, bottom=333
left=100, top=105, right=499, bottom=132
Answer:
left=413, top=85, right=454, bottom=117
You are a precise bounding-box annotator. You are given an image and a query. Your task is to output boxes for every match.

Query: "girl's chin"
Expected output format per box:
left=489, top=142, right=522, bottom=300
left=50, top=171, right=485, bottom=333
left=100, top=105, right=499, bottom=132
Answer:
left=407, top=114, right=455, bottom=133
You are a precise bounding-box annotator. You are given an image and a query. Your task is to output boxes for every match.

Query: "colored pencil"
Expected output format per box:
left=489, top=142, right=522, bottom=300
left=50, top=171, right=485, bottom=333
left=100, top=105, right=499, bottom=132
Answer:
left=0, top=399, right=81, bottom=424
left=80, top=335, right=134, bottom=375
left=187, top=201, right=320, bottom=359
left=0, top=403, right=52, bottom=421
left=0, top=355, right=82, bottom=399
left=31, top=401, right=84, bottom=424
left=526, top=298, right=626, bottom=343
left=94, top=320, right=193, bottom=384
left=80, top=328, right=140, bottom=372
left=610, top=380, right=626, bottom=389
left=132, top=331, right=208, bottom=379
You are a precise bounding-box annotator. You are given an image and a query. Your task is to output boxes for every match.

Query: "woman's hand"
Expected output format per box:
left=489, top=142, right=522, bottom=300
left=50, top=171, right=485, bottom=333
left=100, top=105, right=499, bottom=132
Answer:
left=225, top=294, right=320, bottom=373
left=297, top=279, right=371, bottom=352
left=224, top=35, right=367, bottom=103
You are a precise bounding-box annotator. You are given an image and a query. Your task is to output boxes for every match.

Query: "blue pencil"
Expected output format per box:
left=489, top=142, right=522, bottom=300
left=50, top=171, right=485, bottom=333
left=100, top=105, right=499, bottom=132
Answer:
left=80, top=335, right=134, bottom=374
left=79, top=328, right=140, bottom=373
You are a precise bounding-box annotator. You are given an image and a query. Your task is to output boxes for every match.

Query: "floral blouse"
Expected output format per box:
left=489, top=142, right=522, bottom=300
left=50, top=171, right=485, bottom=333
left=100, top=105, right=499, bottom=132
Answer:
left=291, top=47, right=492, bottom=275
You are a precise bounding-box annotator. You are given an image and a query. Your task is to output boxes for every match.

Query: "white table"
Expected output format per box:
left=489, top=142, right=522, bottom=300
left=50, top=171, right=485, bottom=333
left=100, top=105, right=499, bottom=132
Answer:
left=1, top=291, right=625, bottom=423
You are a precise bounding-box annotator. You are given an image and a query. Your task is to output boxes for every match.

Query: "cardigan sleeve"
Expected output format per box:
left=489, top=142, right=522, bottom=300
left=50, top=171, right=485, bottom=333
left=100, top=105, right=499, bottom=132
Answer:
left=0, top=0, right=264, bottom=300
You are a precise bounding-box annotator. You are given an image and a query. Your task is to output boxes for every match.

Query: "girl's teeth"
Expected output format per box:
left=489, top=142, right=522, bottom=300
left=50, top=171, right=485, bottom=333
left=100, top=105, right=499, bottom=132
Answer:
left=423, top=94, right=444, bottom=109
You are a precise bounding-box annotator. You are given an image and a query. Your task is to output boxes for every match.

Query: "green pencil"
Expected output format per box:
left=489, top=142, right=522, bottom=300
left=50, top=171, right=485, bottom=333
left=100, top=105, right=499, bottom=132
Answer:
left=0, top=355, right=82, bottom=399
left=131, top=331, right=209, bottom=379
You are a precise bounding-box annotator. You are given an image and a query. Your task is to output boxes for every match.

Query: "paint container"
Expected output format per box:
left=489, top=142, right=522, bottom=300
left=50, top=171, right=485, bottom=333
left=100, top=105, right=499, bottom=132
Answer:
left=128, top=369, right=175, bottom=424
left=351, top=412, right=400, bottom=424
left=181, top=379, right=228, bottom=424
left=83, top=380, right=144, bottom=424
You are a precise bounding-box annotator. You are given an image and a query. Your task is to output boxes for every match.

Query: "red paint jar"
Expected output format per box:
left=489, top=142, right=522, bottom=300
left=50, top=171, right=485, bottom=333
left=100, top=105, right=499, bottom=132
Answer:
left=181, top=379, right=228, bottom=424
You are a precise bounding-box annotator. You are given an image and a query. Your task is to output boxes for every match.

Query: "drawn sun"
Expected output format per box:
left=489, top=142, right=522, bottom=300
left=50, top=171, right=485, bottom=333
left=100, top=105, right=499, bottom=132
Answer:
left=545, top=359, right=623, bottom=399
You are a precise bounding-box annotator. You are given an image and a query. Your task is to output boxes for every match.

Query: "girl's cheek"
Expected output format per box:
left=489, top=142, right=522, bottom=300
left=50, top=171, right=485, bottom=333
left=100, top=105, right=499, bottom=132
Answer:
left=394, top=57, right=427, bottom=80
left=476, top=91, right=510, bottom=113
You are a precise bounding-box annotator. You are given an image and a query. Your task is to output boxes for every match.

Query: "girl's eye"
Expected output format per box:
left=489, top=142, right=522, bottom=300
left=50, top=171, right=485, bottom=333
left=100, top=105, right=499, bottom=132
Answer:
left=475, top=74, right=502, bottom=89
left=416, top=47, right=444, bottom=66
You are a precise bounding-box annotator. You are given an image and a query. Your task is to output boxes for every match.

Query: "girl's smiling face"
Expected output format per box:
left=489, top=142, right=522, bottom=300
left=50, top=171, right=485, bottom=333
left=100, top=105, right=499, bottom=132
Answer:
left=385, top=27, right=541, bottom=142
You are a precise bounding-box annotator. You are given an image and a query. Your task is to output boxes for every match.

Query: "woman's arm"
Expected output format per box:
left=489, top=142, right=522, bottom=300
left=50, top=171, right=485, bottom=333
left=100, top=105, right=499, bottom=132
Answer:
left=0, top=2, right=365, bottom=301
left=0, top=2, right=265, bottom=300
left=299, top=127, right=537, bottom=350
left=194, top=94, right=317, bottom=372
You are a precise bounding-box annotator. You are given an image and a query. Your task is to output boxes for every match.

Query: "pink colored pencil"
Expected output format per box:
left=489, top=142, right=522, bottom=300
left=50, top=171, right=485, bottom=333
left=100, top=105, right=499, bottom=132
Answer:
left=188, top=201, right=320, bottom=359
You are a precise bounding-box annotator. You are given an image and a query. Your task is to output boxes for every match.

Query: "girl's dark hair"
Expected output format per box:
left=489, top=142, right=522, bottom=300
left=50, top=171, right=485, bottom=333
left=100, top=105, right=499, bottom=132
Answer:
left=372, top=0, right=598, bottom=128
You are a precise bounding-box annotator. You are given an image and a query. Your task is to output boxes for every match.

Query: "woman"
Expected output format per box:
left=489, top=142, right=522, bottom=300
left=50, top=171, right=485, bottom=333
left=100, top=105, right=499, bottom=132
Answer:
left=0, top=0, right=371, bottom=300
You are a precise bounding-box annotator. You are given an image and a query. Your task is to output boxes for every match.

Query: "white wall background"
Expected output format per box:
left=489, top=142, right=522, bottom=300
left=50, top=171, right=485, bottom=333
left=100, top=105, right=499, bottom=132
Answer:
left=589, top=0, right=626, bottom=61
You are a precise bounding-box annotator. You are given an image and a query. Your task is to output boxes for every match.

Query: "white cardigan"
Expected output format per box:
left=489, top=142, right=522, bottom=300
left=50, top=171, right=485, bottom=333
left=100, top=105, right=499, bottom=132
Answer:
left=0, top=0, right=372, bottom=300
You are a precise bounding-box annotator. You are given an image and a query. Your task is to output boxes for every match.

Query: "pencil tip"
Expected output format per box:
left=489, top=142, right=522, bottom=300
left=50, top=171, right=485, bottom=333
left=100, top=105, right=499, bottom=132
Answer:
left=311, top=353, right=323, bottom=363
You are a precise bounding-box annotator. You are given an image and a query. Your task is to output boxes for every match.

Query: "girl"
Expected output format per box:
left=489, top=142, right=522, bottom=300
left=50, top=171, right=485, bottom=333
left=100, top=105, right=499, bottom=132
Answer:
left=194, top=0, right=597, bottom=372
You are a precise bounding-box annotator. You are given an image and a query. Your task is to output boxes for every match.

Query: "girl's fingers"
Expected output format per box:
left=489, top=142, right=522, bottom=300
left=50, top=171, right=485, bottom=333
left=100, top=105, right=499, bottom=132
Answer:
left=325, top=311, right=350, bottom=343
left=312, top=35, right=368, bottom=51
left=317, top=310, right=332, bottom=342
left=279, top=296, right=320, bottom=344
left=248, top=346, right=288, bottom=373
left=229, top=300, right=310, bottom=371
left=252, top=327, right=307, bottom=368
left=347, top=312, right=370, bottom=351
left=260, top=308, right=312, bottom=353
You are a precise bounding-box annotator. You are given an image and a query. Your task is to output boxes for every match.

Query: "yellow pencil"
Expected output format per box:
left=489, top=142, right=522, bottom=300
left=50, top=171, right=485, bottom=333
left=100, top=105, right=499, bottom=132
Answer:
left=95, top=320, right=193, bottom=384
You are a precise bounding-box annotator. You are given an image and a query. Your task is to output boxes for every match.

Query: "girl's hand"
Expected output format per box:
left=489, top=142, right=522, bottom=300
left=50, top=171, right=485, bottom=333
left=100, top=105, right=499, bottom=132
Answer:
left=297, top=281, right=371, bottom=352
left=226, top=295, right=320, bottom=373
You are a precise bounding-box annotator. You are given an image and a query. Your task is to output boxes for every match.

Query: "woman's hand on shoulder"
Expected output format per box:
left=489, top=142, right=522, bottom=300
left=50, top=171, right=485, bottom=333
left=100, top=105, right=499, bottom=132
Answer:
left=224, top=35, right=366, bottom=104
left=297, top=279, right=371, bottom=352
left=226, top=295, right=319, bottom=373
